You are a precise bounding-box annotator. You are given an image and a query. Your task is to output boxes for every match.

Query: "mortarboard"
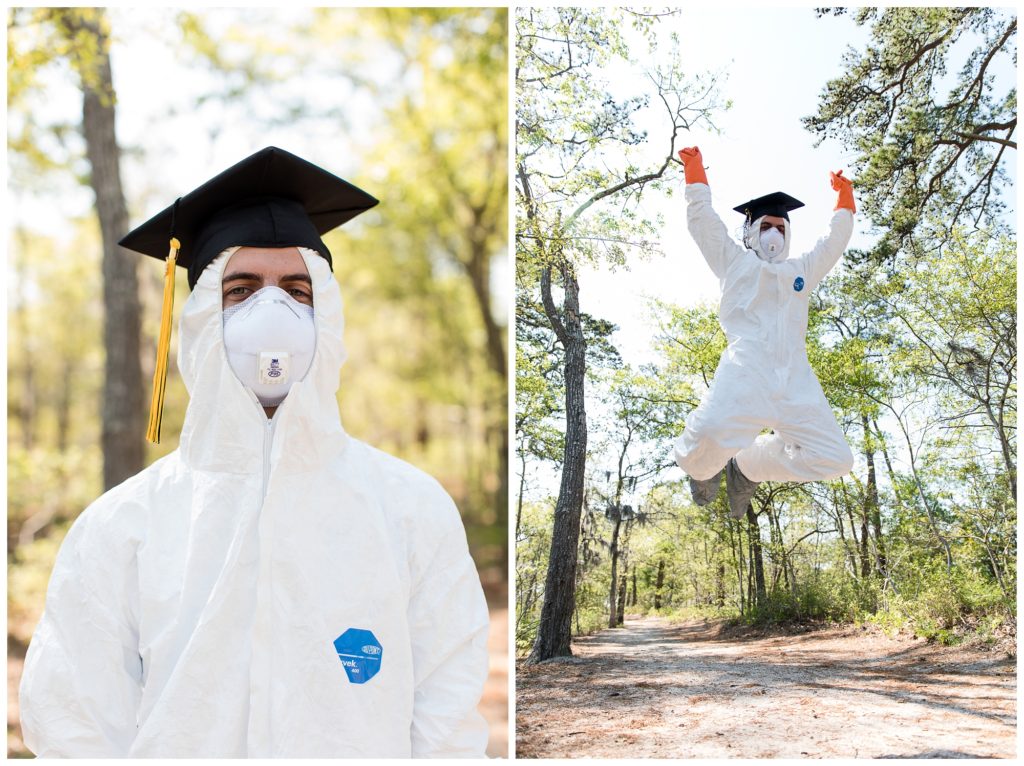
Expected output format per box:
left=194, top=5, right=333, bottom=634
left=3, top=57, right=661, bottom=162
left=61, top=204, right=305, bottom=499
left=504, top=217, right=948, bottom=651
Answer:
left=118, top=146, right=378, bottom=443
left=732, top=191, right=804, bottom=223
left=120, top=146, right=379, bottom=289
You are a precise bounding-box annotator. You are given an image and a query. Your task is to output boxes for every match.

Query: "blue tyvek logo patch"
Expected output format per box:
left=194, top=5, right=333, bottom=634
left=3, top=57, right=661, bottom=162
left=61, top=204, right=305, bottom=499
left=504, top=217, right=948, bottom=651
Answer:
left=334, top=628, right=382, bottom=684
left=794, top=276, right=805, bottom=292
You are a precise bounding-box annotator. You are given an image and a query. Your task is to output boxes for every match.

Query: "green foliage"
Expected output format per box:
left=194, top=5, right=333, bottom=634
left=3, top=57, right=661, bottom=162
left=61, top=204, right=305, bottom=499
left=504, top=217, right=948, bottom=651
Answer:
left=515, top=500, right=552, bottom=653
left=869, top=561, right=1013, bottom=644
left=743, top=573, right=881, bottom=625
left=805, top=8, right=1016, bottom=254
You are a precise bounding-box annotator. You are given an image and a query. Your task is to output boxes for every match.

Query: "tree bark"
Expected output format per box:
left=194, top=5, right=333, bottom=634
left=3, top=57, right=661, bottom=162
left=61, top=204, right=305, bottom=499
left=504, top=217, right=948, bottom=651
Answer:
left=863, top=413, right=887, bottom=576
left=654, top=558, right=665, bottom=610
left=607, top=514, right=622, bottom=628
left=528, top=257, right=587, bottom=662
left=516, top=448, right=527, bottom=539
left=616, top=574, right=627, bottom=626
left=62, top=9, right=145, bottom=490
left=731, top=521, right=746, bottom=614
left=747, top=505, right=766, bottom=608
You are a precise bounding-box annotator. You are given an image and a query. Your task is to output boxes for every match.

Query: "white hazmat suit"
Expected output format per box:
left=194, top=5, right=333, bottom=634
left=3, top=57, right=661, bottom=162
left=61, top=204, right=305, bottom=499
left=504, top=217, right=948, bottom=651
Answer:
left=19, top=248, right=490, bottom=758
left=673, top=182, right=855, bottom=485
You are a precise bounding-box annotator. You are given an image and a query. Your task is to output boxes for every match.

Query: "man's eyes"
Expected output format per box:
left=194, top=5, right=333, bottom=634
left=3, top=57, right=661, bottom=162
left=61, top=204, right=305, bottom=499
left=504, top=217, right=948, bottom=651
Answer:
left=222, top=283, right=312, bottom=303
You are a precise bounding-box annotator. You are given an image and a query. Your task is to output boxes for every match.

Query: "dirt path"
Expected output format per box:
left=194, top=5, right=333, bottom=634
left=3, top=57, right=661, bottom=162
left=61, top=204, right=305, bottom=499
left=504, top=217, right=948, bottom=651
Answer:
left=516, top=616, right=1016, bottom=759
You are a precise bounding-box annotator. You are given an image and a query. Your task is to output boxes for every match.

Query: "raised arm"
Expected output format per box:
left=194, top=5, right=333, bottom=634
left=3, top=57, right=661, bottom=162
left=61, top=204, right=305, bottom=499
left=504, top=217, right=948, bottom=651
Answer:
left=19, top=504, right=143, bottom=757
left=679, top=146, right=747, bottom=280
left=800, top=169, right=856, bottom=289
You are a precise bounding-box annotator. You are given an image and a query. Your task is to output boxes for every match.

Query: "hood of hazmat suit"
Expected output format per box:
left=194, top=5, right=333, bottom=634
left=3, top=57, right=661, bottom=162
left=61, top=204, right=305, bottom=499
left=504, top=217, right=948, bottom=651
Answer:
left=19, top=247, right=490, bottom=758
left=743, top=215, right=791, bottom=263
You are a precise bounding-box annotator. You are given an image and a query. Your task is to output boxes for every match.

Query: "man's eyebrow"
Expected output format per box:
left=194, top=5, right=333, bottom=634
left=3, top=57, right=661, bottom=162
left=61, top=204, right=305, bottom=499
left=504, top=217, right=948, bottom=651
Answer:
left=222, top=271, right=312, bottom=284
left=222, top=271, right=263, bottom=283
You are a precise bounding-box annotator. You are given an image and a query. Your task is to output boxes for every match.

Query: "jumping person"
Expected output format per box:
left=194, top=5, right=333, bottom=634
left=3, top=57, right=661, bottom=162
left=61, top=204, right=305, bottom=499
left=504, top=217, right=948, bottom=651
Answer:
left=673, top=145, right=856, bottom=518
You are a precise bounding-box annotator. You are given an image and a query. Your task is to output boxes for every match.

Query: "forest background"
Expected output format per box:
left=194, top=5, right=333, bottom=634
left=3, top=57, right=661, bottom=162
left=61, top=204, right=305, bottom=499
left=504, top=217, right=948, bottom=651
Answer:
left=7, top=7, right=507, bottom=757
left=516, top=7, right=1016, bottom=661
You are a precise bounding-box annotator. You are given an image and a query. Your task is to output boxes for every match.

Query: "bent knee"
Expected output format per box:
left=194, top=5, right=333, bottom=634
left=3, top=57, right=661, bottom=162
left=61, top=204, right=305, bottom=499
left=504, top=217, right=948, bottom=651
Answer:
left=820, top=441, right=854, bottom=479
left=675, top=432, right=730, bottom=481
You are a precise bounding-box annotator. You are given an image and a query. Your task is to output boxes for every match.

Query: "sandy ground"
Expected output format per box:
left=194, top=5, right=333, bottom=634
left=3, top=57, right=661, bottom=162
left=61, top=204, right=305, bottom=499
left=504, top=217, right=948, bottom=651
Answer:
left=516, top=615, right=1016, bottom=759
left=8, top=604, right=509, bottom=758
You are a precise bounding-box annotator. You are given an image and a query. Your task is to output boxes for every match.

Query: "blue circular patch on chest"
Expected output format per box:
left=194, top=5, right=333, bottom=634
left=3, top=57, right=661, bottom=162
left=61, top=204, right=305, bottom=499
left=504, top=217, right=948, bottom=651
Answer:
left=794, top=276, right=805, bottom=292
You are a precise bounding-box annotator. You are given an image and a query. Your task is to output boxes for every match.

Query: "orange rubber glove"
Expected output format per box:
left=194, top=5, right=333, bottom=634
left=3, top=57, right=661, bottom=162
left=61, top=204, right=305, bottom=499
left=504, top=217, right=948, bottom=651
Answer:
left=831, top=170, right=855, bottom=213
left=678, top=146, right=708, bottom=186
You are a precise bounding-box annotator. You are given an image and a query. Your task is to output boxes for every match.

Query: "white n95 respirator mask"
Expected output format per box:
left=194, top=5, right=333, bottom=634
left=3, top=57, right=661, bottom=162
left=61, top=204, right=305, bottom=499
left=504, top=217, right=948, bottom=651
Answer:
left=222, top=286, right=316, bottom=406
left=759, top=227, right=785, bottom=256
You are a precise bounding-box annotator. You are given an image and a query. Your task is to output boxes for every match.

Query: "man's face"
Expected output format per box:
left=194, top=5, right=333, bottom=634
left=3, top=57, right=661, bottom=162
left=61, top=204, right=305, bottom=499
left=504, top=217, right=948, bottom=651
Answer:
left=759, top=215, right=787, bottom=236
left=222, top=247, right=313, bottom=308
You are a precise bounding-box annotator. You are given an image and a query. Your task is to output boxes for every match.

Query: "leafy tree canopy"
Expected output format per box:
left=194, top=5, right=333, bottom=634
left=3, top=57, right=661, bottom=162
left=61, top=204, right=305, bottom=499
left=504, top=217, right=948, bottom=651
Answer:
left=805, top=8, right=1016, bottom=258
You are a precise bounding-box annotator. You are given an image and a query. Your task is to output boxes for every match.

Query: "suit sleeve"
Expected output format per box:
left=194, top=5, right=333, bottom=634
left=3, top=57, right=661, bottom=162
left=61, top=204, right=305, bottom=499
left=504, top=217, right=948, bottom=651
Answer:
left=685, top=182, right=748, bottom=279
left=407, top=489, right=490, bottom=758
left=800, top=208, right=854, bottom=290
left=19, top=504, right=143, bottom=757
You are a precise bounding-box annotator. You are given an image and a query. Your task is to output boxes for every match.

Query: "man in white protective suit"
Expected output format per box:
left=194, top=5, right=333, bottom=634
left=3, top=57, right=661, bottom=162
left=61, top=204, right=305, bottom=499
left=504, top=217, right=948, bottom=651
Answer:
left=672, top=145, right=857, bottom=519
left=19, top=147, right=491, bottom=758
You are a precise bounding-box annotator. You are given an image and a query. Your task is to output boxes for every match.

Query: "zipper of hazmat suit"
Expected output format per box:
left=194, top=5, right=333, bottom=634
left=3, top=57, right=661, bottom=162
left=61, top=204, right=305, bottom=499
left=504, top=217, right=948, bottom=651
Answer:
left=776, top=271, right=786, bottom=392
left=249, top=413, right=276, bottom=754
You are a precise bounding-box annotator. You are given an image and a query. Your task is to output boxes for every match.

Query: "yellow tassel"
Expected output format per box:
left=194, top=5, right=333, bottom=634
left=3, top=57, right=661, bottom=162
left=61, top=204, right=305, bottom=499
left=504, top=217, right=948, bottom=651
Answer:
left=146, top=237, right=180, bottom=444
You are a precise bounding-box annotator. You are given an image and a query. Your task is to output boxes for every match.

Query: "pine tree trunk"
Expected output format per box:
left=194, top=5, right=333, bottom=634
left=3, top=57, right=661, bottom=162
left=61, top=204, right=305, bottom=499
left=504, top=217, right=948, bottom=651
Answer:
left=654, top=558, right=665, bottom=610
left=62, top=9, right=144, bottom=490
left=616, top=575, right=627, bottom=626
left=607, top=515, right=622, bottom=628
left=747, top=505, right=766, bottom=607
left=863, top=413, right=887, bottom=576
left=529, top=258, right=587, bottom=662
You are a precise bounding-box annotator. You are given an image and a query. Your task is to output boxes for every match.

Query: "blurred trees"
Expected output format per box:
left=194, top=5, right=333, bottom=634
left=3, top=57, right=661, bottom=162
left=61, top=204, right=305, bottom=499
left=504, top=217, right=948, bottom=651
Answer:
left=9, top=7, right=144, bottom=490
left=334, top=9, right=509, bottom=555
left=8, top=5, right=507, bottom=675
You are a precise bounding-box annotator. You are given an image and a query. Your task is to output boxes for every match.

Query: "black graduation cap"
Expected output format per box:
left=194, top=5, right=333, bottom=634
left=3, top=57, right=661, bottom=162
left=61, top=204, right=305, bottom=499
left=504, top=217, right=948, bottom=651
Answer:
left=732, top=191, right=804, bottom=222
left=120, top=146, right=378, bottom=444
left=119, top=146, right=379, bottom=289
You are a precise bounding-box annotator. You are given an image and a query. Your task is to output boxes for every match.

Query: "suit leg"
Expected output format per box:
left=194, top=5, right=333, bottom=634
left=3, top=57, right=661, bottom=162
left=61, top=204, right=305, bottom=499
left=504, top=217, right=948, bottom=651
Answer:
left=734, top=384, right=853, bottom=483
left=674, top=363, right=771, bottom=481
